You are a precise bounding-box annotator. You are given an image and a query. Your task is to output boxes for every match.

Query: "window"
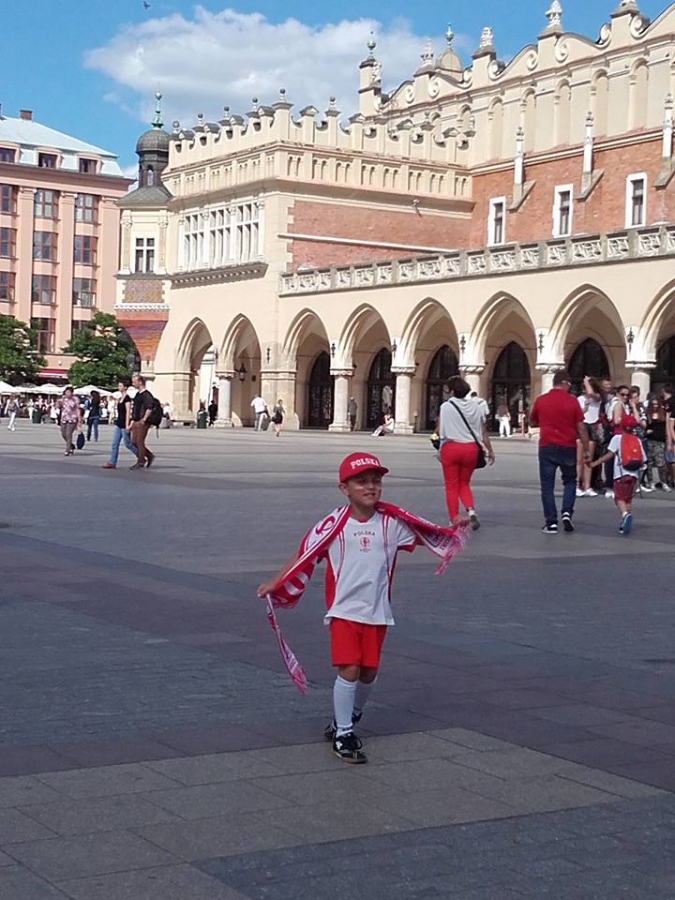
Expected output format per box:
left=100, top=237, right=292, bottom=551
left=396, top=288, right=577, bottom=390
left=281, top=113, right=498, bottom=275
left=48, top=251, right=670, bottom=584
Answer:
left=33, top=231, right=56, bottom=261
left=78, top=158, right=97, bottom=175
left=0, top=227, right=16, bottom=258
left=34, top=189, right=59, bottom=219
left=32, top=274, right=57, bottom=305
left=488, top=198, right=506, bottom=246
left=134, top=237, right=155, bottom=274
left=0, top=184, right=17, bottom=214
left=553, top=185, right=573, bottom=237
left=0, top=148, right=16, bottom=163
left=183, top=202, right=262, bottom=270
left=0, top=271, right=15, bottom=302
left=74, top=235, right=97, bottom=265
left=626, top=173, right=647, bottom=228
left=38, top=152, right=58, bottom=169
left=75, top=193, right=98, bottom=223
left=72, top=277, right=96, bottom=308
left=31, top=317, right=56, bottom=353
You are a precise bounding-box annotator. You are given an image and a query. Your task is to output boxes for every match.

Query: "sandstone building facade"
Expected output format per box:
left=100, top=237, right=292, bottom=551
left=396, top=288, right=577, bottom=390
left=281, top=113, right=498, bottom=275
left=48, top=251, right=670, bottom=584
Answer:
left=117, top=1, right=675, bottom=430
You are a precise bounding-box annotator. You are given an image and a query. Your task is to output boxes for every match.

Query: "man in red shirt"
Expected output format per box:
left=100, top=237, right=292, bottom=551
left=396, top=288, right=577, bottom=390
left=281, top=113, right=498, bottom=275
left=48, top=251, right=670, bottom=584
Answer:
left=530, top=370, right=591, bottom=534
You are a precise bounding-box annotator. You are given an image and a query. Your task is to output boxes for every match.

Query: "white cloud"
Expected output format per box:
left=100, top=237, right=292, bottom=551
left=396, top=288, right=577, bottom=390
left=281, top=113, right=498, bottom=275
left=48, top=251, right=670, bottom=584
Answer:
left=85, top=6, right=473, bottom=130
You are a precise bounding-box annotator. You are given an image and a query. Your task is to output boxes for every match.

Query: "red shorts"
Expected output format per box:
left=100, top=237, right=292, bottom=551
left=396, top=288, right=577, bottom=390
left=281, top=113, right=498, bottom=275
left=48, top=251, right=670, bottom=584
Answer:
left=613, top=475, right=637, bottom=504
left=329, top=618, right=387, bottom=668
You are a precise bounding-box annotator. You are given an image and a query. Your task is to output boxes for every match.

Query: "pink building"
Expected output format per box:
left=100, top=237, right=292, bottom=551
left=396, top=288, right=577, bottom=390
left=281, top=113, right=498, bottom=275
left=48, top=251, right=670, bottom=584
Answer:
left=0, top=108, right=131, bottom=381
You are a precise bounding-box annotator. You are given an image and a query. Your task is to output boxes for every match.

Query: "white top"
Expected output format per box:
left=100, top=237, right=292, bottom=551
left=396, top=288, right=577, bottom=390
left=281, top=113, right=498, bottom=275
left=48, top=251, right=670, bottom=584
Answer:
left=439, top=398, right=485, bottom=444
left=251, top=396, right=267, bottom=413
left=578, top=395, right=601, bottom=424
left=608, top=434, right=646, bottom=479
left=473, top=396, right=490, bottom=419
left=323, top=512, right=416, bottom=626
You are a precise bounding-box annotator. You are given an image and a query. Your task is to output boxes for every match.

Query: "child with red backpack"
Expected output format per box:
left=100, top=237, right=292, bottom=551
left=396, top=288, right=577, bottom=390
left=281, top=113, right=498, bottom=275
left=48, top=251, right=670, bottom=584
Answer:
left=590, top=415, right=646, bottom=535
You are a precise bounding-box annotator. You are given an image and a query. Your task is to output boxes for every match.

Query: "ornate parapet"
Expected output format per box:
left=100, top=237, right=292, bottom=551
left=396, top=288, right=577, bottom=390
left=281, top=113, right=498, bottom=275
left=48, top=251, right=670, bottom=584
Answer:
left=279, top=224, right=675, bottom=296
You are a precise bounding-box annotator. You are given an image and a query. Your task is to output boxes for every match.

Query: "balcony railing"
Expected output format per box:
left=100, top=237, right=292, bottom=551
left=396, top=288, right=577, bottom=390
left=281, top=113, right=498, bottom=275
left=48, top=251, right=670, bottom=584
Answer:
left=279, top=225, right=675, bottom=296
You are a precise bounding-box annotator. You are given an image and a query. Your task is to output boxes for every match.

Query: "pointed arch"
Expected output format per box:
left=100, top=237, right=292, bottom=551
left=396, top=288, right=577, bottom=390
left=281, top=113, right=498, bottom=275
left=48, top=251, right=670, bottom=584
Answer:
left=471, top=293, right=536, bottom=363
left=640, top=279, right=675, bottom=356
left=549, top=284, right=625, bottom=361
left=338, top=304, right=391, bottom=362
left=220, top=314, right=261, bottom=369
left=400, top=298, right=457, bottom=363
left=175, top=317, right=213, bottom=371
left=283, top=308, right=329, bottom=360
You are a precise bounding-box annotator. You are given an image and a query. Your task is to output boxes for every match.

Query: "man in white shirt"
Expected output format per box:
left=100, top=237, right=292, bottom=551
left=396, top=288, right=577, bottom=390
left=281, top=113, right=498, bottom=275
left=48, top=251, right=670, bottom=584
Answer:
left=469, top=391, right=489, bottom=422
left=250, top=394, right=268, bottom=430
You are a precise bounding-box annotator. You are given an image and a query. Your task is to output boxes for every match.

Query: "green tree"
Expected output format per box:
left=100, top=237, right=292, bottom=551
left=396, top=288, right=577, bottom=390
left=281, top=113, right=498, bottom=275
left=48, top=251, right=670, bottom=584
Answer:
left=64, top=312, right=138, bottom=388
left=0, top=315, right=46, bottom=385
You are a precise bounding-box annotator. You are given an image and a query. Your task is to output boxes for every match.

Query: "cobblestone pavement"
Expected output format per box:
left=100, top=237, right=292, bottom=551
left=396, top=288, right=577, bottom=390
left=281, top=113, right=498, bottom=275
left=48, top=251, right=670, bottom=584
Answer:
left=1, top=424, right=675, bottom=898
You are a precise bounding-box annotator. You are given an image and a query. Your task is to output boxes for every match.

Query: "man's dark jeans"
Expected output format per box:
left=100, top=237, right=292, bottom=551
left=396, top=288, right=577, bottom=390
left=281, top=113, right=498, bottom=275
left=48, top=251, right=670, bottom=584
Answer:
left=538, top=444, right=577, bottom=526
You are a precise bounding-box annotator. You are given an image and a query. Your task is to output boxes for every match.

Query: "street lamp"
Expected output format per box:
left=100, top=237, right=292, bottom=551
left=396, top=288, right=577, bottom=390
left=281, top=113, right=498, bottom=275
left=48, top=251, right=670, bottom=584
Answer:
left=236, top=362, right=247, bottom=382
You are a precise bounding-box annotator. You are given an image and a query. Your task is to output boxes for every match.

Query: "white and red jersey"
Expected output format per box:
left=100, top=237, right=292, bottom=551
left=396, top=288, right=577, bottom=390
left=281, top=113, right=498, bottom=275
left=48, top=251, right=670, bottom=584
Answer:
left=318, top=511, right=417, bottom=626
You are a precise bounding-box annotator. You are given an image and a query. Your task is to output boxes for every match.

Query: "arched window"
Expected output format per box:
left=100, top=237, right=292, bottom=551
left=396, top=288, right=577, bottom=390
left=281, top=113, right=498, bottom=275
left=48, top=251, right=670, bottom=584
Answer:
left=491, top=342, right=531, bottom=430
left=425, top=345, right=459, bottom=430
left=367, top=348, right=394, bottom=429
left=631, top=61, right=648, bottom=130
left=653, top=335, right=675, bottom=392
left=592, top=72, right=609, bottom=136
left=489, top=99, right=503, bottom=159
left=555, top=82, right=571, bottom=146
left=307, top=351, right=333, bottom=428
left=522, top=92, right=536, bottom=152
left=567, top=338, right=610, bottom=394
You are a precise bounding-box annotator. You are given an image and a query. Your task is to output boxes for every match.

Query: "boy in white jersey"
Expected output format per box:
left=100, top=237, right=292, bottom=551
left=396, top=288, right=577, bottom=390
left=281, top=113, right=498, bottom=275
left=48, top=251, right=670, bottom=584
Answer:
left=257, top=452, right=418, bottom=764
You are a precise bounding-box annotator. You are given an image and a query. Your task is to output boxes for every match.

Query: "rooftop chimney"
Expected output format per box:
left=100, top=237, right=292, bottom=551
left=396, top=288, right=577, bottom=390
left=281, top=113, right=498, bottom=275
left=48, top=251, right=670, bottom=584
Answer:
left=19, top=109, right=33, bottom=121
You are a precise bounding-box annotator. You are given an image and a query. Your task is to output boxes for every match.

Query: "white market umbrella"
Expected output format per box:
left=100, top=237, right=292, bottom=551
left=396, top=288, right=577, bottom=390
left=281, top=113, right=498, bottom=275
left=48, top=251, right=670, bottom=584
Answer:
left=34, top=383, right=66, bottom=394
left=74, top=384, right=112, bottom=397
left=0, top=380, right=15, bottom=393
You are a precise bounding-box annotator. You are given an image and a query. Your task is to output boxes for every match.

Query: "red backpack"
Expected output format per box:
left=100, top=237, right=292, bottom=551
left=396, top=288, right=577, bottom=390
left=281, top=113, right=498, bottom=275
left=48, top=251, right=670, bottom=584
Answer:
left=619, top=433, right=643, bottom=471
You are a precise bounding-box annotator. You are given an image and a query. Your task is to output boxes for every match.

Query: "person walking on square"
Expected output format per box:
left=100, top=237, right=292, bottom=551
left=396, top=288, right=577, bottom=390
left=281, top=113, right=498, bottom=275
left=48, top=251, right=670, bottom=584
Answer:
left=251, top=393, right=268, bottom=430
left=208, top=399, right=218, bottom=426
left=4, top=395, right=18, bottom=431
left=529, top=370, right=590, bottom=534
left=271, top=399, right=285, bottom=437
left=86, top=390, right=101, bottom=442
left=439, top=376, right=495, bottom=531
left=348, top=397, right=358, bottom=432
left=496, top=400, right=511, bottom=438
left=102, top=378, right=138, bottom=470
left=58, top=387, right=82, bottom=456
left=590, top=415, right=646, bottom=535
left=257, top=452, right=467, bottom=765
left=129, top=375, right=156, bottom=470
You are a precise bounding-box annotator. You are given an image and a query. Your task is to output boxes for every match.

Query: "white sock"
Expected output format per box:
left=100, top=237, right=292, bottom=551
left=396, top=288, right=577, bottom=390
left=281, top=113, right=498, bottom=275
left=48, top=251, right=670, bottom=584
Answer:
left=354, top=676, right=377, bottom=718
left=333, top=675, right=357, bottom=736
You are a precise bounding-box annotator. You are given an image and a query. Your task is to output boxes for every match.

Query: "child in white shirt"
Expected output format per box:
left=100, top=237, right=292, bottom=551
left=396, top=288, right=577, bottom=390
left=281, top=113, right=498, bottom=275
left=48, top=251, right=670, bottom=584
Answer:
left=591, top=416, right=646, bottom=535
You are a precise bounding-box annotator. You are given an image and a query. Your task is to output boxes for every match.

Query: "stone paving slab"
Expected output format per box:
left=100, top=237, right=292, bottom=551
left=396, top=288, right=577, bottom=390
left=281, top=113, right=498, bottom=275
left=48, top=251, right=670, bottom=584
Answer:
left=56, top=864, right=250, bottom=900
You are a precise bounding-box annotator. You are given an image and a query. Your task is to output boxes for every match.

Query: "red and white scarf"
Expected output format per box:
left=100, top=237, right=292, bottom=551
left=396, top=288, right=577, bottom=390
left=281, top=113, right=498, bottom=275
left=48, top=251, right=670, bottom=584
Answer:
left=263, top=503, right=469, bottom=693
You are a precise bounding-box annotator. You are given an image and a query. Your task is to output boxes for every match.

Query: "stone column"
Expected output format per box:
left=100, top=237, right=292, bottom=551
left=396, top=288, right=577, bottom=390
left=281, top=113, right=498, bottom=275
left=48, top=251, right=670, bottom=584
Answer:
left=392, top=367, right=416, bottom=434
left=329, top=369, right=352, bottom=433
left=536, top=366, right=558, bottom=394
left=173, top=372, right=192, bottom=420
left=459, top=366, right=485, bottom=395
left=626, top=365, right=655, bottom=399
left=216, top=373, right=234, bottom=427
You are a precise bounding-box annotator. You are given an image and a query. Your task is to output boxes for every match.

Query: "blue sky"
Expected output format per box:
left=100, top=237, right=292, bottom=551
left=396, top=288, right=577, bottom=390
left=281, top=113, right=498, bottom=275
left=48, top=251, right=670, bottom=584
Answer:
left=2, top=1, right=669, bottom=172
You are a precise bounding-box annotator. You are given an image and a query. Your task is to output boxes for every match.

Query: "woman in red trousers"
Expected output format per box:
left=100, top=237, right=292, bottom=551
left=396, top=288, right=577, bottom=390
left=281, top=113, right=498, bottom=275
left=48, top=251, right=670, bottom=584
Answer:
left=439, top=377, right=495, bottom=530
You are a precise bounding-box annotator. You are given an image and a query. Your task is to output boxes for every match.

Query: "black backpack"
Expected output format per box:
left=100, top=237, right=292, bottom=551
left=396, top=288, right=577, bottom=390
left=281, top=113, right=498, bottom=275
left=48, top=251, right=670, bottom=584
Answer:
left=147, top=397, right=163, bottom=428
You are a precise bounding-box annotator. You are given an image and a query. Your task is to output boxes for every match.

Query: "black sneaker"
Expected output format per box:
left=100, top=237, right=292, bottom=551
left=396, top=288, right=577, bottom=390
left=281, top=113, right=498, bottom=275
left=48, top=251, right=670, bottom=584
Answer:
left=324, top=711, right=362, bottom=743
left=561, top=513, right=574, bottom=533
left=145, top=450, right=155, bottom=468
left=468, top=510, right=481, bottom=531
left=332, top=731, right=367, bottom=764
left=542, top=523, right=558, bottom=534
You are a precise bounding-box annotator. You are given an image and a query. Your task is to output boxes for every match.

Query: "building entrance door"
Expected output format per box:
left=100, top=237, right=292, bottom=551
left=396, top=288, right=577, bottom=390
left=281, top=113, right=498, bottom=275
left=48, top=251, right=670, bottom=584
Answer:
left=491, top=342, right=530, bottom=431
left=425, top=345, right=458, bottom=430
left=366, top=348, right=394, bottom=429
left=307, top=351, right=333, bottom=428
left=568, top=338, right=610, bottom=394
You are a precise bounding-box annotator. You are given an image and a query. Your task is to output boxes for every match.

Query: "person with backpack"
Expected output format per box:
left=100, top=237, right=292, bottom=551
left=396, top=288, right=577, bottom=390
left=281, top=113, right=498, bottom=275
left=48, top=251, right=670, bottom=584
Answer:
left=128, top=374, right=160, bottom=470
left=590, top=414, right=646, bottom=535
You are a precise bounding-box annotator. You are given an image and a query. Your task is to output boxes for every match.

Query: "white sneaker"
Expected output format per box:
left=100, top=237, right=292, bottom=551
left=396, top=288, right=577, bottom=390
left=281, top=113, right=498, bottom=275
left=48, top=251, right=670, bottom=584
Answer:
left=605, top=490, right=614, bottom=499
left=663, top=484, right=673, bottom=493
left=641, top=484, right=655, bottom=493
left=585, top=489, right=598, bottom=497
left=576, top=488, right=585, bottom=498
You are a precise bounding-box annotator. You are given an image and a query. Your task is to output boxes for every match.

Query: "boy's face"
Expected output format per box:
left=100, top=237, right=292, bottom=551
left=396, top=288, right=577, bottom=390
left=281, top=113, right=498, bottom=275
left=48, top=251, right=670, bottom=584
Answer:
left=339, top=471, right=383, bottom=513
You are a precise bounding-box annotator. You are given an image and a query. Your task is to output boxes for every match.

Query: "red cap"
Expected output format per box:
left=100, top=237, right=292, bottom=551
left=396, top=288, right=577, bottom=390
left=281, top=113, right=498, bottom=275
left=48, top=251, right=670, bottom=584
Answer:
left=338, top=452, right=389, bottom=483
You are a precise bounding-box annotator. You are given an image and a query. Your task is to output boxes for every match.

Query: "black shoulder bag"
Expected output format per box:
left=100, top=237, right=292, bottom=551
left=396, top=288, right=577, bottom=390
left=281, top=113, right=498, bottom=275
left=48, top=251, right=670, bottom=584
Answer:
left=447, top=401, right=487, bottom=469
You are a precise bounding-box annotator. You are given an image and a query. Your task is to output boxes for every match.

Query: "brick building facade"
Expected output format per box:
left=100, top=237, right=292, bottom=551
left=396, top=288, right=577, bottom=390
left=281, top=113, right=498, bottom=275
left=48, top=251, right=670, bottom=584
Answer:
left=117, top=1, right=675, bottom=430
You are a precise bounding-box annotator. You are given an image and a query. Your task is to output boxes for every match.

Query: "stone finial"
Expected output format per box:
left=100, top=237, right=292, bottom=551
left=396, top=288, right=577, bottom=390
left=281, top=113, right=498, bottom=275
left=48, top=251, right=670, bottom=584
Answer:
left=421, top=39, right=434, bottom=63
left=279, top=88, right=286, bottom=101
left=446, top=24, right=454, bottom=46
left=152, top=91, right=163, bottom=128
left=480, top=27, right=494, bottom=48
left=172, top=120, right=180, bottom=134
left=367, top=32, right=377, bottom=58
left=545, top=0, right=563, bottom=29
